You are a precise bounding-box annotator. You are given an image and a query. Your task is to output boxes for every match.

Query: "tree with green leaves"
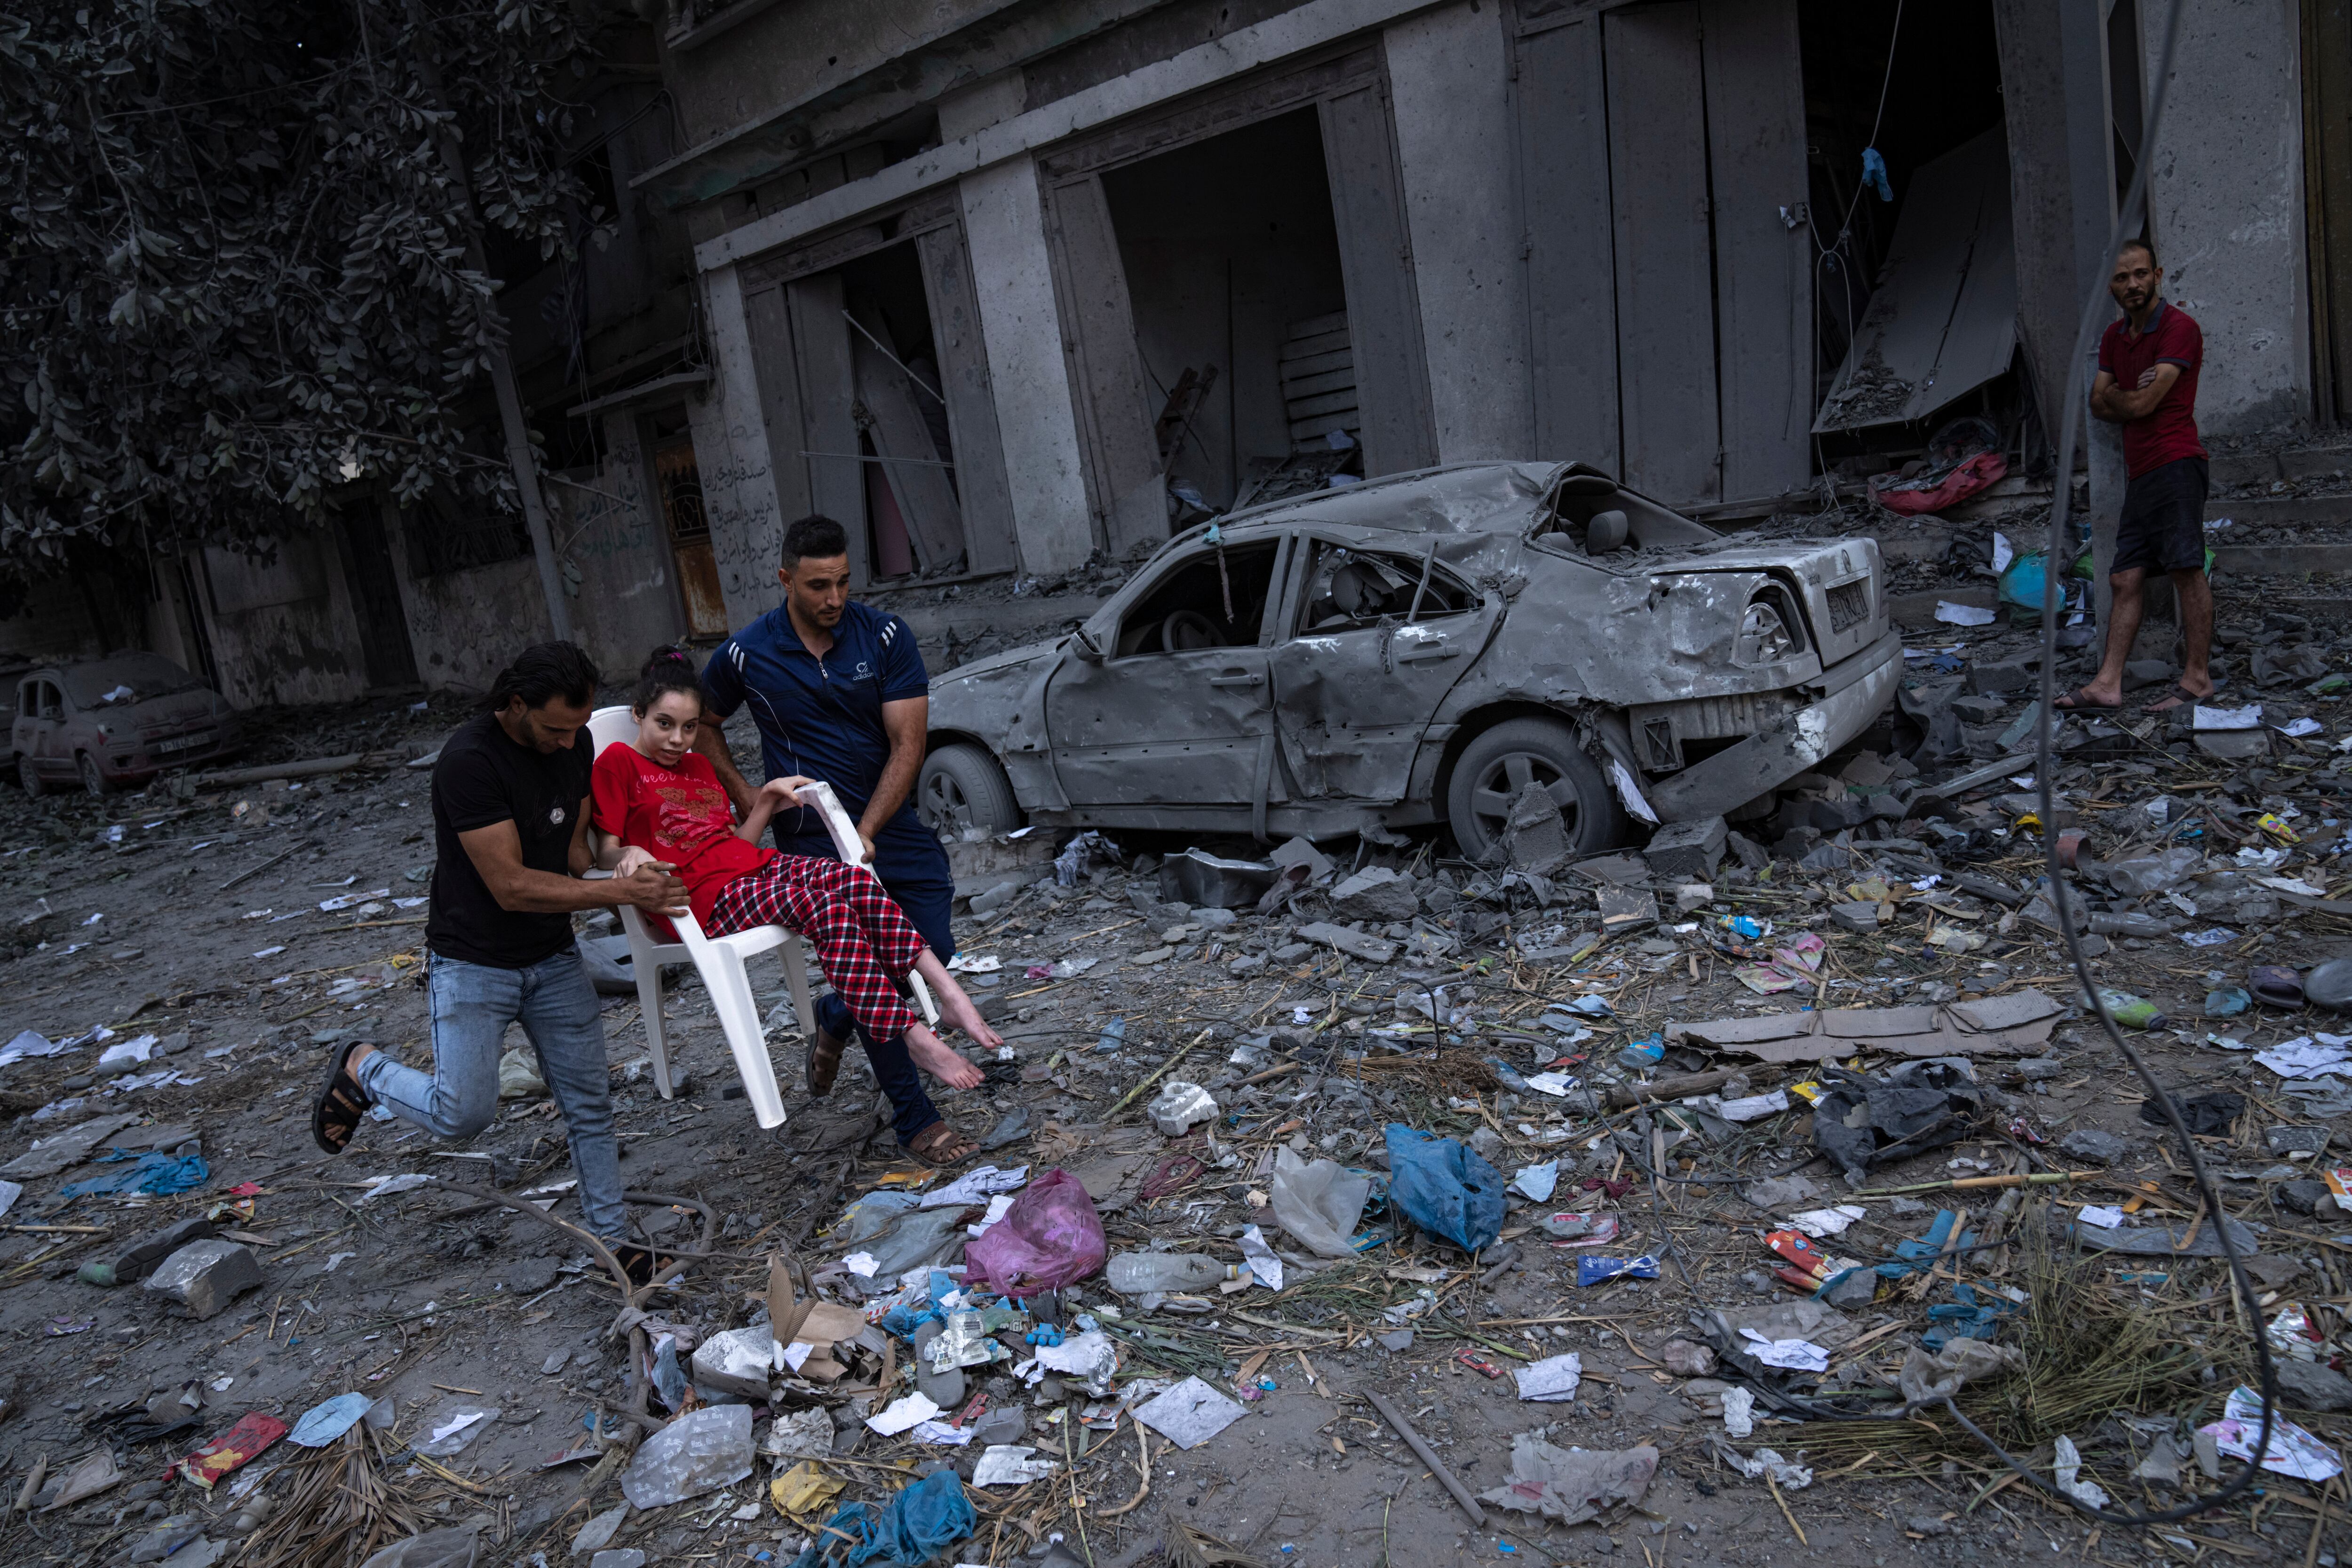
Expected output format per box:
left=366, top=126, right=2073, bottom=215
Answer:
left=0, top=0, right=611, bottom=630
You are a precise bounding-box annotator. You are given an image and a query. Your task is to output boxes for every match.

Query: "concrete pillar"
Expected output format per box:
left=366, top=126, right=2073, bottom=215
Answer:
left=958, top=154, right=1094, bottom=576
left=2143, top=0, right=2310, bottom=436
left=692, top=263, right=787, bottom=626
left=1383, top=0, right=1534, bottom=461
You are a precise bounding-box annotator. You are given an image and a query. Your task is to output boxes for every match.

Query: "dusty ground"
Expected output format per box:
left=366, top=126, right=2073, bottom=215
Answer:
left=1, top=544, right=2351, bottom=1568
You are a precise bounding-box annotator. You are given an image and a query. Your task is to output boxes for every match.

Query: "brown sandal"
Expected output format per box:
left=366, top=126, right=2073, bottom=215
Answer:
left=903, top=1121, right=983, bottom=1169
left=310, top=1040, right=372, bottom=1155
left=805, top=1024, right=845, bottom=1099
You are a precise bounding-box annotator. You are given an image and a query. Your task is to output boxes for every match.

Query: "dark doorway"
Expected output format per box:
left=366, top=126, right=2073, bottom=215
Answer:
left=1097, top=107, right=1351, bottom=511
left=341, top=509, right=420, bottom=689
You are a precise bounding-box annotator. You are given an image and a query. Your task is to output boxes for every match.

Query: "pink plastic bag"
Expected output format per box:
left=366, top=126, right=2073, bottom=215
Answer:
left=961, top=1168, right=1106, bottom=1292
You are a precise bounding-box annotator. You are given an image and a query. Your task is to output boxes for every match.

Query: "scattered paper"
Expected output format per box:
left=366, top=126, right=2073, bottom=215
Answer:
left=1739, top=1330, right=1829, bottom=1372
left=1524, top=1072, right=1579, bottom=1098
left=946, top=954, right=1001, bottom=973
left=1722, top=1386, right=1756, bottom=1438
left=2193, top=704, right=2262, bottom=731
left=357, top=1173, right=429, bottom=1203
left=1238, top=1225, right=1284, bottom=1291
left=2257, top=1036, right=2352, bottom=1080
left=1717, top=1091, right=1791, bottom=1123
left=1510, top=1161, right=1559, bottom=1202
left=1935, top=601, right=1996, bottom=626
left=866, top=1393, right=943, bottom=1435
left=2281, top=717, right=2325, bottom=738
left=972, top=1445, right=1060, bottom=1487
left=2178, top=928, right=2240, bottom=947
left=2077, top=1205, right=2126, bottom=1228
left=1133, top=1377, right=1248, bottom=1449
left=1513, top=1353, right=1582, bottom=1402
left=1788, top=1205, right=1865, bottom=1238
left=2203, top=1387, right=2344, bottom=1481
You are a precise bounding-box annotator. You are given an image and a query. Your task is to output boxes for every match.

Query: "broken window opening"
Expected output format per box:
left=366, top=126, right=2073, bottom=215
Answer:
left=1114, top=540, right=1282, bottom=656
left=1295, top=542, right=1472, bottom=634
left=401, top=484, right=533, bottom=580
left=1097, top=106, right=1351, bottom=517
left=830, top=239, right=967, bottom=581
left=1533, top=474, right=1716, bottom=557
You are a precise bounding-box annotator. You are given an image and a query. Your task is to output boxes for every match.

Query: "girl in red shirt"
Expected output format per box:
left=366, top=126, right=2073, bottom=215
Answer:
left=592, top=651, right=1000, bottom=1158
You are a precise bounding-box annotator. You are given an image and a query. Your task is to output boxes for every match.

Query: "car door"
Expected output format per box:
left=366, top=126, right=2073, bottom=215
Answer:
left=23, top=681, right=66, bottom=779
left=1269, top=536, right=1501, bottom=801
left=1044, top=534, right=1292, bottom=816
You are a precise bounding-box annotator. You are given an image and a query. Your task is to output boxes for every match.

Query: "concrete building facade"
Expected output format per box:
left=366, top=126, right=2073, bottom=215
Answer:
left=5, top=0, right=2336, bottom=715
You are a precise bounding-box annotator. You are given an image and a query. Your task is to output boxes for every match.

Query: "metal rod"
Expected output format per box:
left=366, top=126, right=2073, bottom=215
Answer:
left=1363, top=1389, right=1486, bottom=1527
left=798, top=451, right=956, bottom=469
left=840, top=311, right=945, bottom=404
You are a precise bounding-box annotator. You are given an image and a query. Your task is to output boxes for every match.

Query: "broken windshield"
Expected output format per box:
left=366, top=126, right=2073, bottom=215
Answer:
left=62, top=655, right=205, bottom=707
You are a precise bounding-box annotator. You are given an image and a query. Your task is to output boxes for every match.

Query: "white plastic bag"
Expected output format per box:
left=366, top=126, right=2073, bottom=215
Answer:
left=1268, top=1147, right=1370, bottom=1259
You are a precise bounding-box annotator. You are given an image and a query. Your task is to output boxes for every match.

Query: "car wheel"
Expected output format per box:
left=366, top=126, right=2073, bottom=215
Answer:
left=78, top=752, right=113, bottom=798
left=1446, top=717, right=1627, bottom=863
left=917, top=743, right=1022, bottom=836
left=18, top=754, right=44, bottom=799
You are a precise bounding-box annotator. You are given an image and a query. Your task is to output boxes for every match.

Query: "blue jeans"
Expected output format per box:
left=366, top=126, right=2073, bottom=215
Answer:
left=360, top=949, right=627, bottom=1241
left=779, top=822, right=956, bottom=1146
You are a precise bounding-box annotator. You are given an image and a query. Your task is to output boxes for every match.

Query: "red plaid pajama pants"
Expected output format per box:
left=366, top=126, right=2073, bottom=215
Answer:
left=708, top=855, right=927, bottom=1040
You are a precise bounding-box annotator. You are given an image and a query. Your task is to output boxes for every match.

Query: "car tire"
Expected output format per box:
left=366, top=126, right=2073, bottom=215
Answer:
left=78, top=752, right=113, bottom=798
left=18, top=754, right=44, bottom=799
left=917, top=743, right=1021, bottom=836
left=1445, top=717, right=1627, bottom=863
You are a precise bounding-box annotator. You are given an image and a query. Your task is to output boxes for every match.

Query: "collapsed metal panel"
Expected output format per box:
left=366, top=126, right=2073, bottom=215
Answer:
left=1812, top=127, right=2019, bottom=434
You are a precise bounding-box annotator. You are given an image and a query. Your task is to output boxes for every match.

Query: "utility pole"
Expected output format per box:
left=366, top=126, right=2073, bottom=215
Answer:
left=398, top=0, right=572, bottom=643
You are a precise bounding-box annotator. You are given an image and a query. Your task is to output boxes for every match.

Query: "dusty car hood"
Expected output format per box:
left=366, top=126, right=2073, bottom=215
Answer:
left=936, top=638, right=1063, bottom=688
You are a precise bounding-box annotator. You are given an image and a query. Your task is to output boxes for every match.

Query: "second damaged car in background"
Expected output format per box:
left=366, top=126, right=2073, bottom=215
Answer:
left=917, top=462, right=1899, bottom=859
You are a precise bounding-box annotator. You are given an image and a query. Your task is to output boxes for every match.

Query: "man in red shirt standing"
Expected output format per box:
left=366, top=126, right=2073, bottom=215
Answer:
left=2056, top=239, right=2213, bottom=713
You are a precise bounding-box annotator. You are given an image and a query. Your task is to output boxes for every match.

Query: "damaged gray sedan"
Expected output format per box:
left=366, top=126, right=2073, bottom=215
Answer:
left=915, top=462, right=1899, bottom=859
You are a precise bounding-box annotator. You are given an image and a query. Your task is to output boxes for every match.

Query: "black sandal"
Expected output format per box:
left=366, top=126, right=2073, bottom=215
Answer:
left=612, top=1242, right=679, bottom=1288
left=310, top=1040, right=373, bottom=1155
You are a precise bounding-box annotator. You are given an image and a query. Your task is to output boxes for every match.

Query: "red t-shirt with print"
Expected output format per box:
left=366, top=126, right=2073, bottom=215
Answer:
left=590, top=742, right=774, bottom=937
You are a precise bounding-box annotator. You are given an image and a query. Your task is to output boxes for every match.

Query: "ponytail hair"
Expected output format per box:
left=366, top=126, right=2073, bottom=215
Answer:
left=632, top=646, right=706, bottom=717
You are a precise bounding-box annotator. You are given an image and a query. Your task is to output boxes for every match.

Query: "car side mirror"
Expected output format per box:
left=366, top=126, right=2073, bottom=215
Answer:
left=1073, top=626, right=1106, bottom=663
left=1585, top=509, right=1629, bottom=554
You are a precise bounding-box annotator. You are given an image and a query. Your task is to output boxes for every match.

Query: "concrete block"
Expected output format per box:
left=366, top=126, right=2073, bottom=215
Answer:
left=1642, top=816, right=1726, bottom=880
left=142, top=1240, right=264, bottom=1320
left=1504, top=782, right=1570, bottom=869
left=1329, top=867, right=1420, bottom=923
left=1968, top=658, right=2037, bottom=695
left=1724, top=831, right=1769, bottom=872
left=1950, top=694, right=2006, bottom=724
left=108, top=1218, right=217, bottom=1284
left=1828, top=902, right=1883, bottom=933
left=1294, top=922, right=1398, bottom=964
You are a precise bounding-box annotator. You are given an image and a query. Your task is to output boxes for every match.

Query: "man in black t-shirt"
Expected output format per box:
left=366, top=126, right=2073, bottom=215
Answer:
left=306, top=643, right=686, bottom=1281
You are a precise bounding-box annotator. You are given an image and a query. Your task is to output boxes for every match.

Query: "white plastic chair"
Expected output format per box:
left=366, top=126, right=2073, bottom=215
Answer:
left=582, top=707, right=938, bottom=1128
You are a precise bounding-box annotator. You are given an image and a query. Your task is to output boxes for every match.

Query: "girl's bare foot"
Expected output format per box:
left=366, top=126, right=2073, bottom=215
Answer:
left=914, top=955, right=1005, bottom=1051
left=905, top=1023, right=984, bottom=1090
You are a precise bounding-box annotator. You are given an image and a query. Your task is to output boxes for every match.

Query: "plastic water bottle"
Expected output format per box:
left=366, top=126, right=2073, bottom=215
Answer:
left=1105, top=1252, right=1239, bottom=1294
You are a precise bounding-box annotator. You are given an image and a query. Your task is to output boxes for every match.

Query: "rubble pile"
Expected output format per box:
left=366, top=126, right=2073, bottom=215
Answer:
left=7, top=588, right=2352, bottom=1566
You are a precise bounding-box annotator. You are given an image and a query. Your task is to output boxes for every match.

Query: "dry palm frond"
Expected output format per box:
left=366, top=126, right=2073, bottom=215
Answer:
left=1160, top=1518, right=1262, bottom=1568
left=227, top=1423, right=427, bottom=1568
left=1792, top=1207, right=2218, bottom=1462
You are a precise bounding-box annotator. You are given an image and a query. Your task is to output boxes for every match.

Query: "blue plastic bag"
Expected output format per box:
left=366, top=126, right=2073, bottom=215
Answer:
left=59, top=1151, right=207, bottom=1199
left=1383, top=1125, right=1504, bottom=1254
left=788, top=1470, right=976, bottom=1568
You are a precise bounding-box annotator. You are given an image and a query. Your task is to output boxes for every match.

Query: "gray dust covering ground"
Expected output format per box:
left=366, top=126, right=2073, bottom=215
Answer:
left=7, top=546, right=2352, bottom=1568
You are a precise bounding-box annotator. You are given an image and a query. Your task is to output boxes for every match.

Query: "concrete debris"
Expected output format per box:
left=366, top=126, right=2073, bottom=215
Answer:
left=141, top=1240, right=264, bottom=1319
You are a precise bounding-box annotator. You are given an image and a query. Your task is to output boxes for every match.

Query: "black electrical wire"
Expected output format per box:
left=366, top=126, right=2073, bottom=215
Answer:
left=2005, top=0, right=2279, bottom=1520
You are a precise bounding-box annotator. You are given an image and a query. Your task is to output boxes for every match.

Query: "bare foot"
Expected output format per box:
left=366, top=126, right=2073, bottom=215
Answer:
left=905, top=1023, right=985, bottom=1090
left=937, top=987, right=1003, bottom=1052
